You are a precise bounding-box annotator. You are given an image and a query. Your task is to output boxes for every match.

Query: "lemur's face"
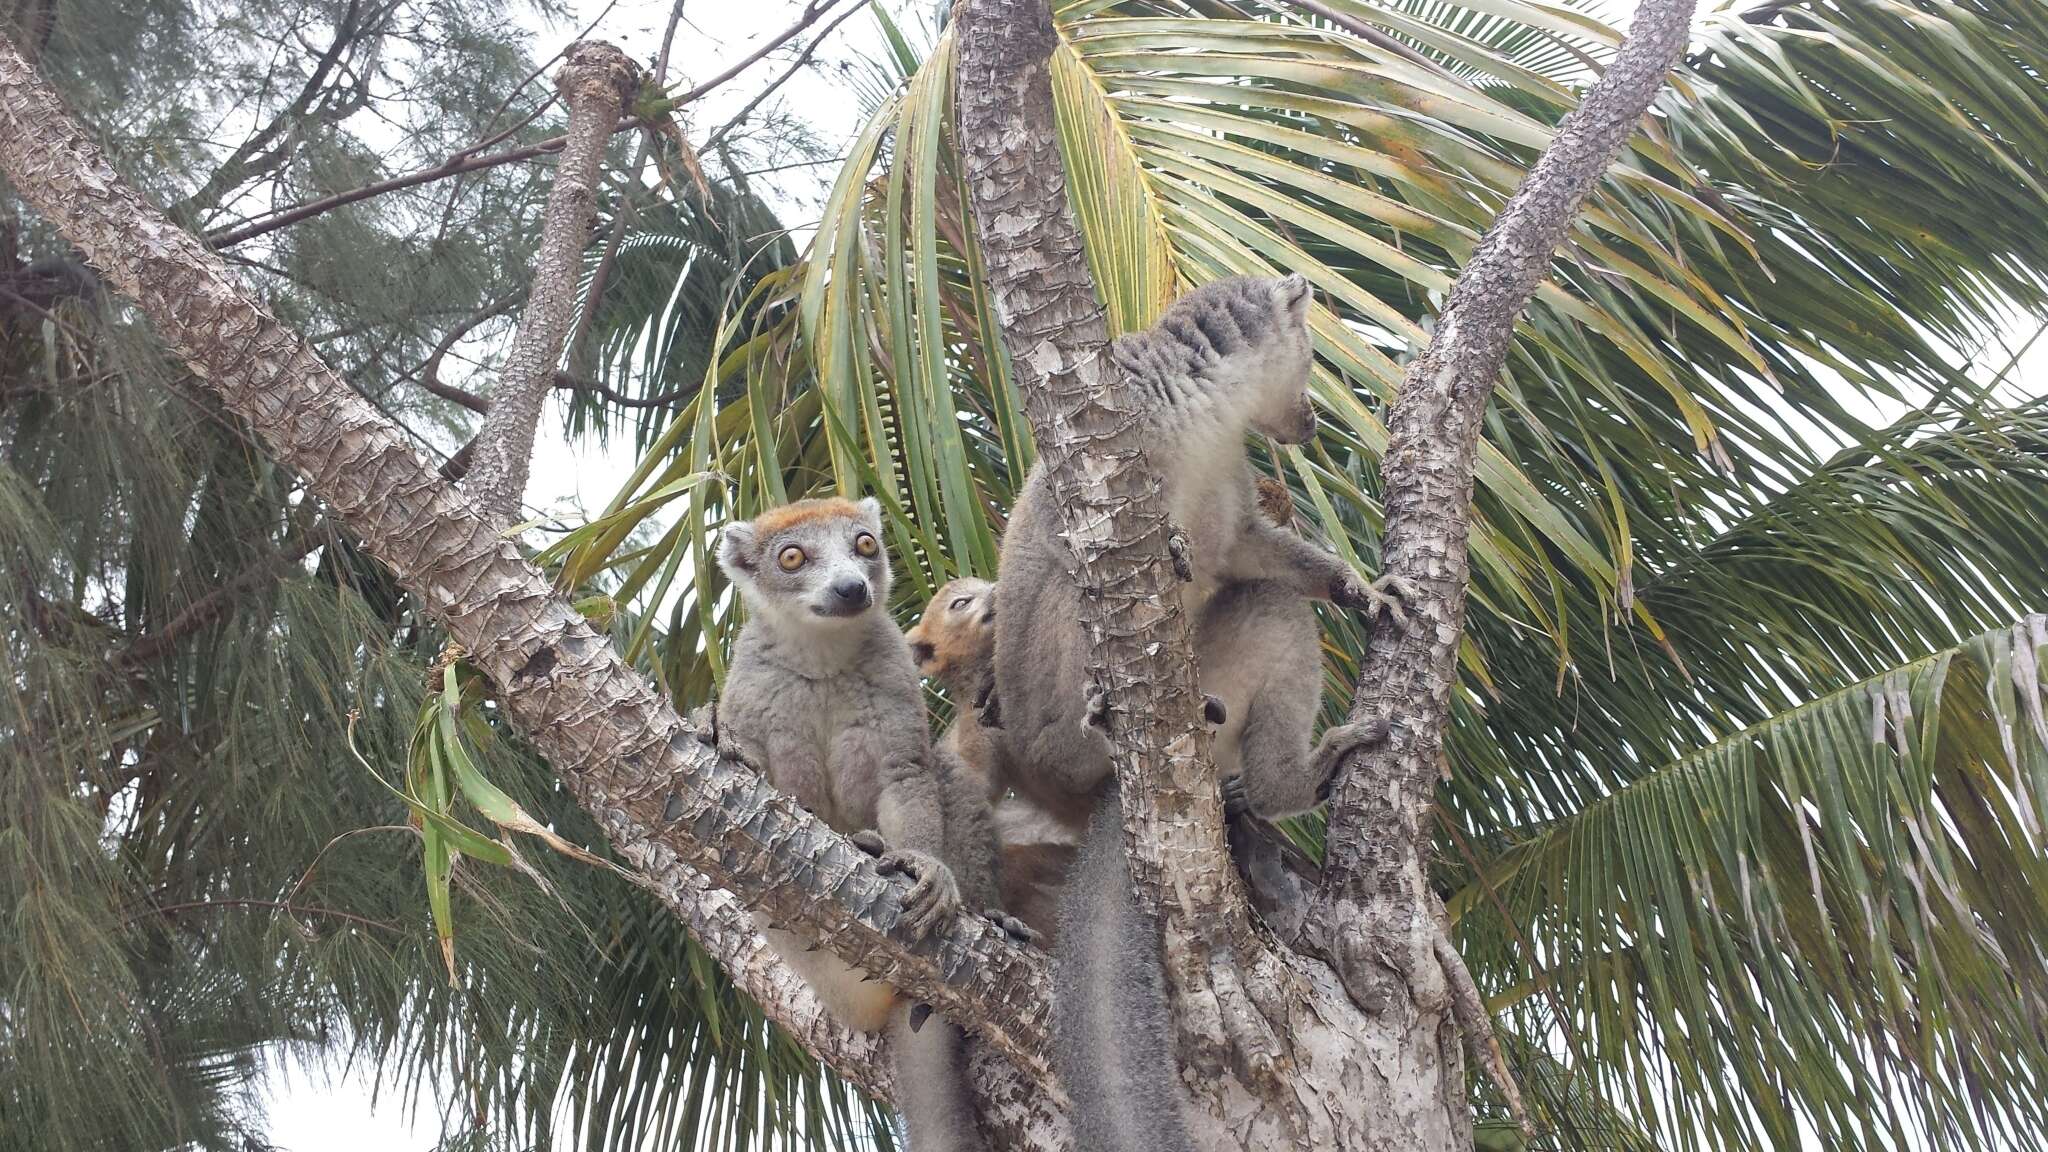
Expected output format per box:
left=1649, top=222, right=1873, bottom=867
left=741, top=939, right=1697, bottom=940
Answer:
left=905, top=577, right=995, bottom=678
left=717, top=498, right=892, bottom=623
left=1245, top=273, right=1318, bottom=446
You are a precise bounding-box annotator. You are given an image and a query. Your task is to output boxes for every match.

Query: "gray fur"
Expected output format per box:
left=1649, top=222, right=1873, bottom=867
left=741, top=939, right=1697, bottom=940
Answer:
left=995, top=276, right=1399, bottom=1148
left=714, top=497, right=988, bottom=1152
left=910, top=577, right=1079, bottom=943
left=889, top=1006, right=987, bottom=1152
left=994, top=275, right=1375, bottom=823
left=1054, top=796, right=1196, bottom=1152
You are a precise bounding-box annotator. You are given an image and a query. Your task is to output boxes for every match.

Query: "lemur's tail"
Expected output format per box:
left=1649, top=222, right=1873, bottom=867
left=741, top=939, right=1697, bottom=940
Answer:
left=1052, top=792, right=1197, bottom=1152
left=889, top=1004, right=988, bottom=1152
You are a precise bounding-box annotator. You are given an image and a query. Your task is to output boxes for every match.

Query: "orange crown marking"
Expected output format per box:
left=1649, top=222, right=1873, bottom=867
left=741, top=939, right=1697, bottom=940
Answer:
left=748, top=497, right=868, bottom=535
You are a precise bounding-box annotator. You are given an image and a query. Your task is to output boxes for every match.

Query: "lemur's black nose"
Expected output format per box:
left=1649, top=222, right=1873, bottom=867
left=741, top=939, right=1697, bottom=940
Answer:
left=830, top=577, right=871, bottom=608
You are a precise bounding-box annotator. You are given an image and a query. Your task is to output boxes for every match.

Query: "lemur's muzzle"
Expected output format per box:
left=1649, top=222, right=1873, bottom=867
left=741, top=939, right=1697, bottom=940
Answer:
left=814, top=576, right=873, bottom=616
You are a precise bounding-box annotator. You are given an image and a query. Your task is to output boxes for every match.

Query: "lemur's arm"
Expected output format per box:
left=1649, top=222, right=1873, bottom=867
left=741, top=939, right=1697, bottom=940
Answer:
left=1229, top=515, right=1415, bottom=624
left=840, top=722, right=962, bottom=938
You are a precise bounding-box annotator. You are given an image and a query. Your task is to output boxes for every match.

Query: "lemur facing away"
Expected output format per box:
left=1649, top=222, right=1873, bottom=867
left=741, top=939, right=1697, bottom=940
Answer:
left=992, top=275, right=1410, bottom=1152
left=908, top=577, right=1079, bottom=944
left=713, top=497, right=1023, bottom=1152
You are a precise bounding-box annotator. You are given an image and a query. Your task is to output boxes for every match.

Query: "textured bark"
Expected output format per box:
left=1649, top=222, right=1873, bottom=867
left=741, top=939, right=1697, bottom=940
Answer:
left=953, top=0, right=1246, bottom=975
left=1306, top=0, right=1701, bottom=1142
left=464, top=41, right=638, bottom=526
left=0, top=29, right=1056, bottom=1092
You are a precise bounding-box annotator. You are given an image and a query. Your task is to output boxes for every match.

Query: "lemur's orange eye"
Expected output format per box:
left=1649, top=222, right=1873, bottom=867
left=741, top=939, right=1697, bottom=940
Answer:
left=854, top=532, right=879, bottom=558
left=777, top=546, right=806, bottom=572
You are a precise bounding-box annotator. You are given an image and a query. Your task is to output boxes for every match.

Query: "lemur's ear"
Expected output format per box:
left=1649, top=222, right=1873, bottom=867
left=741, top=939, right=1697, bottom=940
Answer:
left=856, top=496, right=883, bottom=528
left=1108, top=332, right=1146, bottom=377
left=1277, top=272, right=1312, bottom=317
left=716, top=523, right=757, bottom=576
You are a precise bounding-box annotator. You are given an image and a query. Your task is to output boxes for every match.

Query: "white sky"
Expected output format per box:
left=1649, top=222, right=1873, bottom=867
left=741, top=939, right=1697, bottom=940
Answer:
left=253, top=0, right=2048, bottom=1145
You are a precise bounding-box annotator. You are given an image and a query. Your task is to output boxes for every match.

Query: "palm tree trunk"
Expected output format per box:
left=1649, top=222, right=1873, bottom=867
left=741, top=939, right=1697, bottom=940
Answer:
left=463, top=40, right=637, bottom=526
left=0, top=26, right=1057, bottom=1098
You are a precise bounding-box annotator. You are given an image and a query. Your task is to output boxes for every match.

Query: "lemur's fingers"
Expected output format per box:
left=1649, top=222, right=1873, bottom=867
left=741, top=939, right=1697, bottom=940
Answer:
left=1166, top=525, right=1194, bottom=583
left=881, top=849, right=961, bottom=938
left=986, top=908, right=1041, bottom=945
left=687, top=702, right=718, bottom=747
left=1220, top=772, right=1251, bottom=821
left=850, top=829, right=889, bottom=857
left=974, top=679, right=1004, bottom=730
left=1083, top=684, right=1111, bottom=731
left=1309, top=720, right=1392, bottom=801
left=1202, top=694, right=1228, bottom=727
left=1365, top=574, right=1418, bottom=628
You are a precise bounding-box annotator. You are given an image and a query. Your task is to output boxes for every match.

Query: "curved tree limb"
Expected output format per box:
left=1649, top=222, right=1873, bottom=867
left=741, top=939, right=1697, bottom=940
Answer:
left=463, top=41, right=640, bottom=527
left=1308, top=0, right=1699, bottom=1131
left=0, top=27, right=1057, bottom=1093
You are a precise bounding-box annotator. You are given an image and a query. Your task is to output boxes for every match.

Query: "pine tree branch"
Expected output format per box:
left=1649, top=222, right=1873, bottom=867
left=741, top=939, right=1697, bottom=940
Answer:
left=0, top=27, right=1057, bottom=1092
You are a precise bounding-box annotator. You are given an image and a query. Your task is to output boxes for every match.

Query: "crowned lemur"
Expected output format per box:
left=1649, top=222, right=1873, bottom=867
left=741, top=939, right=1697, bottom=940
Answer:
left=990, top=274, right=1410, bottom=1152
left=907, top=576, right=1078, bottom=944
left=712, top=497, right=1030, bottom=1152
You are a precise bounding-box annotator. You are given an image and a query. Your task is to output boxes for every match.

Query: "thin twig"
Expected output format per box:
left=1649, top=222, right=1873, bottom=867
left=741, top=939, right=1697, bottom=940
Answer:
left=703, top=0, right=873, bottom=152
left=675, top=0, right=844, bottom=106
left=137, top=898, right=401, bottom=935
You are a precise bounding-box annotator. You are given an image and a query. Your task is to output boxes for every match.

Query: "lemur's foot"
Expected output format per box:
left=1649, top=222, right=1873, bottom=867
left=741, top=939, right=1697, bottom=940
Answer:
left=1220, top=772, right=1251, bottom=821
left=1335, top=573, right=1418, bottom=628
left=1310, top=720, right=1392, bottom=802
left=986, top=908, right=1041, bottom=945
left=1167, top=525, right=1194, bottom=583
left=874, top=848, right=961, bottom=938
left=1202, top=694, right=1228, bottom=727
left=688, top=701, right=719, bottom=747
left=1083, top=683, right=1112, bottom=732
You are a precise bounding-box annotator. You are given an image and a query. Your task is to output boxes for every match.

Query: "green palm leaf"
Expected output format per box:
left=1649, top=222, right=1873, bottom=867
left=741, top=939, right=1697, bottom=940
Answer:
left=1459, top=612, right=2048, bottom=1150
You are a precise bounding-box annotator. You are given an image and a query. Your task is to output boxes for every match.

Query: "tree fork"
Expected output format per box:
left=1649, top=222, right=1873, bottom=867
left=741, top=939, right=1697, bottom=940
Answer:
left=0, top=28, right=1058, bottom=1094
left=1308, top=0, right=1701, bottom=1137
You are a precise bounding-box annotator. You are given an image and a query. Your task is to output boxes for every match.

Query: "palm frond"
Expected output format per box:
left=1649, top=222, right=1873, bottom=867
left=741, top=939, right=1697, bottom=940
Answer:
left=1457, top=613, right=2048, bottom=1150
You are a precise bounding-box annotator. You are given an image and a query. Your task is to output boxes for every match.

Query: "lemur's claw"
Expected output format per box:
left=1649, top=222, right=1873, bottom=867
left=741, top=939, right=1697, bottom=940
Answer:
left=1167, top=527, right=1194, bottom=583
left=1220, top=773, right=1251, bottom=821
left=1202, top=694, right=1228, bottom=727
left=987, top=908, right=1041, bottom=945
left=1083, top=684, right=1112, bottom=732
left=879, top=849, right=961, bottom=938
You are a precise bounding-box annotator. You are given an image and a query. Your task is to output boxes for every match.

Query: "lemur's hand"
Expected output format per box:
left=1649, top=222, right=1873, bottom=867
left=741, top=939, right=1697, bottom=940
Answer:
left=1220, top=773, right=1251, bottom=821
left=874, top=848, right=962, bottom=939
left=1334, top=573, right=1417, bottom=629
left=985, top=908, right=1040, bottom=945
